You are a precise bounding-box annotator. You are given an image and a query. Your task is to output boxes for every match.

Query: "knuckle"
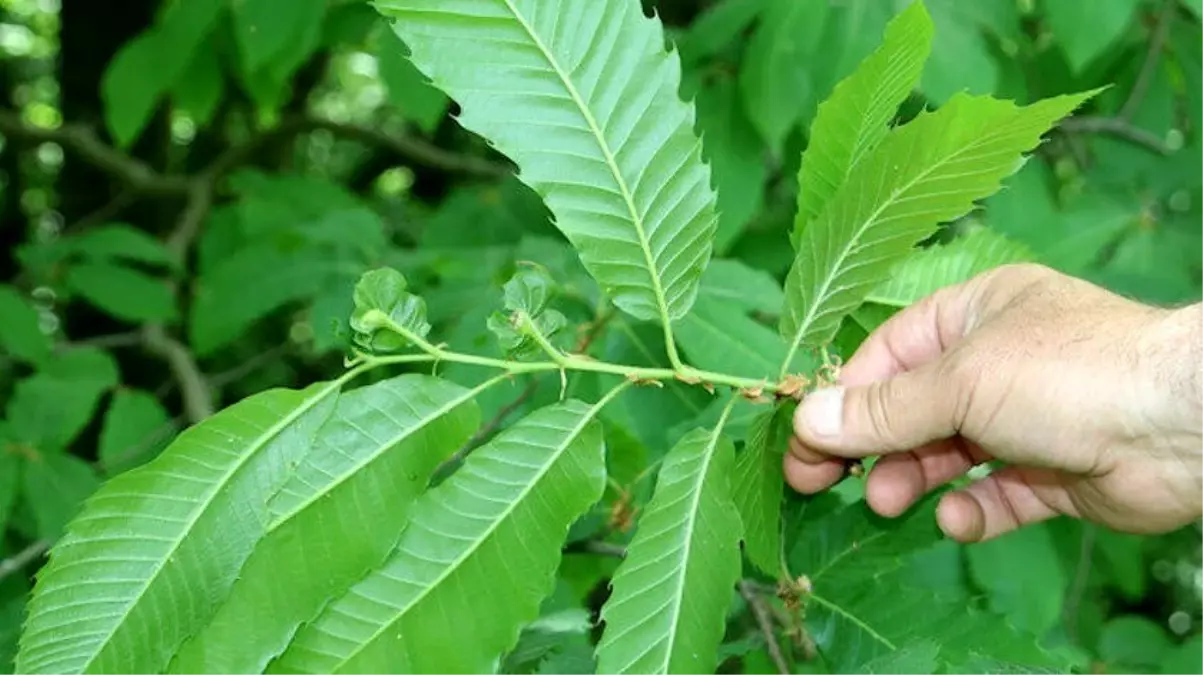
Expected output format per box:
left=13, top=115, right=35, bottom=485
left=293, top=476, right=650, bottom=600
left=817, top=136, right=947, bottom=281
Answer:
left=939, top=351, right=981, bottom=423
left=864, top=381, right=900, bottom=447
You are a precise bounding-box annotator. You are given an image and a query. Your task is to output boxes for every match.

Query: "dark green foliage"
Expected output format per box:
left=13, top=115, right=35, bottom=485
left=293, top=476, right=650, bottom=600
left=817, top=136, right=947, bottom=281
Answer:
left=0, top=0, right=1198, bottom=674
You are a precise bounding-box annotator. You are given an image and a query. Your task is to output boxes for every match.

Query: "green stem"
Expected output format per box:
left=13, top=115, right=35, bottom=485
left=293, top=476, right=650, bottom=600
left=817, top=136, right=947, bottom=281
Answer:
left=519, top=312, right=571, bottom=367
left=367, top=313, right=780, bottom=393
left=778, top=342, right=801, bottom=381
left=663, top=321, right=686, bottom=372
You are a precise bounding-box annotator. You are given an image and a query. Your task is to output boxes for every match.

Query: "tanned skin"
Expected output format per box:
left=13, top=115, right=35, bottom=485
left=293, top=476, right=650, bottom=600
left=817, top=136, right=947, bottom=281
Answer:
left=785, top=263, right=1203, bottom=543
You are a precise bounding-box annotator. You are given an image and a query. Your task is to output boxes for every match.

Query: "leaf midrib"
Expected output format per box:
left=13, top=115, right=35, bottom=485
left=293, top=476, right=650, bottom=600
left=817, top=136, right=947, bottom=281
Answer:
left=656, top=424, right=727, bottom=673
left=265, top=376, right=502, bottom=531
left=77, top=376, right=348, bottom=672
left=333, top=400, right=606, bottom=671
left=499, top=0, right=674, bottom=326
left=785, top=112, right=1014, bottom=358
left=809, top=591, right=897, bottom=651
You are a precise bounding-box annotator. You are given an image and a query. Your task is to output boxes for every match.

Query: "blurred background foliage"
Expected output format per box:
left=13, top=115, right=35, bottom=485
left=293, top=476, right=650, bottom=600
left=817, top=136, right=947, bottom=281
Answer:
left=0, top=0, right=1198, bottom=673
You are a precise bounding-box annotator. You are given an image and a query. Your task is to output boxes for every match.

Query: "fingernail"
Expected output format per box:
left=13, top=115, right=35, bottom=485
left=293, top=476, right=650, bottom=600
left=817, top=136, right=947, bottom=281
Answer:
left=799, top=387, right=844, bottom=438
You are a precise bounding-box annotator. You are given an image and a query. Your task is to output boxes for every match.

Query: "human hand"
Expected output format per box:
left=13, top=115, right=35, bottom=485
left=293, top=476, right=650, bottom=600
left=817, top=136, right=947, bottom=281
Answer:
left=784, top=263, right=1203, bottom=543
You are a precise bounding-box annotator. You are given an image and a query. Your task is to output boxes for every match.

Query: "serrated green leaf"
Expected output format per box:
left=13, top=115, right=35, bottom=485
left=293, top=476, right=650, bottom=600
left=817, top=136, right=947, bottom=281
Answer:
left=273, top=397, right=610, bottom=673
left=732, top=404, right=793, bottom=576
left=677, top=298, right=814, bottom=380
left=6, top=349, right=119, bottom=455
left=1044, top=0, right=1139, bottom=73
left=693, top=77, right=766, bottom=253
left=64, top=262, right=177, bottom=323
left=379, top=0, right=719, bottom=326
left=596, top=416, right=742, bottom=674
left=676, top=297, right=780, bottom=378
left=781, top=90, right=1097, bottom=363
left=697, top=260, right=784, bottom=317
left=190, top=247, right=358, bottom=356
left=349, top=267, right=431, bottom=353
left=793, top=1, right=933, bottom=246
left=966, top=522, right=1066, bottom=637
left=675, top=0, right=763, bottom=66
left=813, top=570, right=1068, bottom=668
left=790, top=499, right=1067, bottom=673
left=377, top=31, right=451, bottom=134
left=739, top=0, right=828, bottom=152
left=503, top=606, right=593, bottom=674
left=0, top=285, right=50, bottom=366
left=168, top=374, right=484, bottom=673
left=21, top=454, right=99, bottom=540
left=867, top=227, right=1035, bottom=306
left=667, top=392, right=761, bottom=444
left=789, top=497, right=943, bottom=597
left=858, top=639, right=940, bottom=674
left=16, top=380, right=342, bottom=673
left=921, top=0, right=1002, bottom=103
left=98, top=389, right=175, bottom=475
left=947, top=659, right=1073, bottom=673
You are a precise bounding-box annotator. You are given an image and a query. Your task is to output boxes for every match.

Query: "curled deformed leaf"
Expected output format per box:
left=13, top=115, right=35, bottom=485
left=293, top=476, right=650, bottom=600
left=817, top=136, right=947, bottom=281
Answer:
left=488, top=310, right=568, bottom=361
left=349, top=268, right=431, bottom=352
left=503, top=264, right=557, bottom=315
left=488, top=266, right=569, bottom=361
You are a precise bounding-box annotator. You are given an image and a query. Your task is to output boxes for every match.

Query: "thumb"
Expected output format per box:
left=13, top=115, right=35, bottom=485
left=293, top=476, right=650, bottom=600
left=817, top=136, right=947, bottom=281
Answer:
left=793, top=362, right=965, bottom=458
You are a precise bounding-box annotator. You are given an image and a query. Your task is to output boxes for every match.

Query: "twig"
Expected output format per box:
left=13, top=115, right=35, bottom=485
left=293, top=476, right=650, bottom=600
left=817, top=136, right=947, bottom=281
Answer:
left=202, top=115, right=510, bottom=180
left=0, top=539, right=51, bottom=583
left=287, top=117, right=511, bottom=178
left=166, top=180, right=214, bottom=260
left=62, top=186, right=139, bottom=235
left=739, top=579, right=790, bottom=675
left=208, top=344, right=291, bottom=389
left=0, top=112, right=189, bottom=194
left=141, top=324, right=214, bottom=423
left=58, top=331, right=144, bottom=352
left=1059, top=116, right=1171, bottom=155
left=1057, top=2, right=1177, bottom=159
left=1121, top=0, right=1177, bottom=122
left=437, top=379, right=540, bottom=476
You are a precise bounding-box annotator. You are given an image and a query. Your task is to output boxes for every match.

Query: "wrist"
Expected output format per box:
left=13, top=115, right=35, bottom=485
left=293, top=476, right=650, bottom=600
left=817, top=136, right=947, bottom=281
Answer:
left=1140, top=300, right=1203, bottom=522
